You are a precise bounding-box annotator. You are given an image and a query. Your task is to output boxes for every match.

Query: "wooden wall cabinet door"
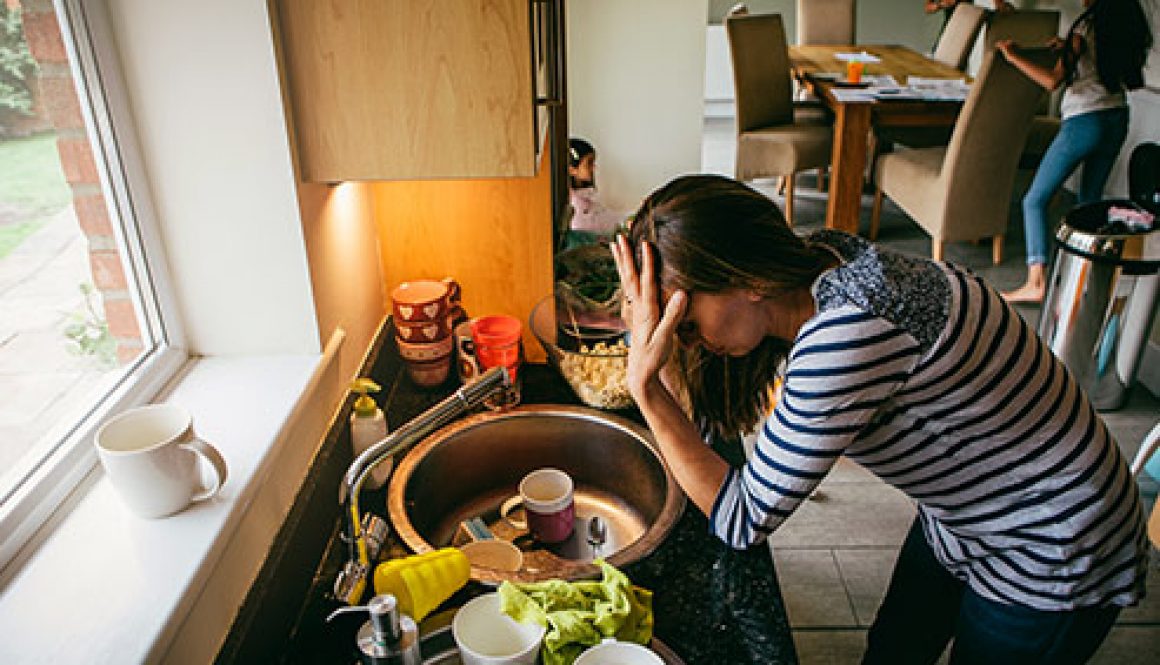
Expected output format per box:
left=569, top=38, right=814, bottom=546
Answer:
left=275, top=0, right=557, bottom=182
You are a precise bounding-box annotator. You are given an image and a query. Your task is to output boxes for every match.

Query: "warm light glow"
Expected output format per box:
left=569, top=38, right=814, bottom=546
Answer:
left=327, top=181, right=360, bottom=223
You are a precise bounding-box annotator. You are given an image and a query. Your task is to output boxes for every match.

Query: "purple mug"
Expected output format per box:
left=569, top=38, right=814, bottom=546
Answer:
left=500, top=468, right=575, bottom=543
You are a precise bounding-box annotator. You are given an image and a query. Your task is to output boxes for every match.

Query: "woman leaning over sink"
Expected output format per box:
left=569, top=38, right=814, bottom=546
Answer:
left=609, top=174, right=1147, bottom=664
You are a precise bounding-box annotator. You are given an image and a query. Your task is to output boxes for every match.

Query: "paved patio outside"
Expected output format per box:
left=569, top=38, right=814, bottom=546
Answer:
left=0, top=205, right=121, bottom=488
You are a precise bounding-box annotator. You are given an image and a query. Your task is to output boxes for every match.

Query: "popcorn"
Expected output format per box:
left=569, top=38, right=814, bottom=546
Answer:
left=557, top=341, right=634, bottom=409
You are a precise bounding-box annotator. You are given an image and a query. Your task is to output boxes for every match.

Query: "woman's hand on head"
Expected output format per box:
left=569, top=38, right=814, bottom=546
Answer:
left=610, top=235, right=688, bottom=400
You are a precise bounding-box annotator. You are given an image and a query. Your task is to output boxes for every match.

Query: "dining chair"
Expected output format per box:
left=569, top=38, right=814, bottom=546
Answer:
left=870, top=48, right=1051, bottom=263
left=892, top=9, right=1062, bottom=155
left=878, top=2, right=991, bottom=156
left=983, top=9, right=1060, bottom=51
left=932, top=3, right=988, bottom=71
left=796, top=0, right=855, bottom=45
left=794, top=0, right=854, bottom=190
left=984, top=9, right=1063, bottom=168
left=726, top=12, right=832, bottom=225
left=726, top=2, right=748, bottom=17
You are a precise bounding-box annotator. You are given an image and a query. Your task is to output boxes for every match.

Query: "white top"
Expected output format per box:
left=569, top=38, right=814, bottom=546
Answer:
left=569, top=188, right=624, bottom=234
left=1061, top=21, right=1127, bottom=120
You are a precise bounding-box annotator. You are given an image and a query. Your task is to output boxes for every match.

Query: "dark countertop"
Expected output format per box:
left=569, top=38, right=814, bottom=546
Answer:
left=254, top=332, right=797, bottom=664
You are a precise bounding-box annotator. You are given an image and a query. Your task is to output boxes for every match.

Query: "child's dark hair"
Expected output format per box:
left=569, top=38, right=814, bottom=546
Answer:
left=568, top=138, right=595, bottom=168
left=1064, top=0, right=1152, bottom=92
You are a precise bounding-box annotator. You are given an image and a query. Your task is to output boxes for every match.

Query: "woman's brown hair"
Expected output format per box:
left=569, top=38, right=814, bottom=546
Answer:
left=627, top=174, right=832, bottom=439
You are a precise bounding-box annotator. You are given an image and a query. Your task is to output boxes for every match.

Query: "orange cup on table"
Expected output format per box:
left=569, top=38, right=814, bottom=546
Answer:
left=846, top=60, right=864, bottom=84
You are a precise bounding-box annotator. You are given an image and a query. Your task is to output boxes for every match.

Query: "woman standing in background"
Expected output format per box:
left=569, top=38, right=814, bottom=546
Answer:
left=999, top=0, right=1152, bottom=303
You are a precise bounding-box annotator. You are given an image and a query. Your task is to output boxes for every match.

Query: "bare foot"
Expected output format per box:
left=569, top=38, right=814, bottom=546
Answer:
left=1003, top=264, right=1046, bottom=304
left=1002, top=282, right=1045, bottom=304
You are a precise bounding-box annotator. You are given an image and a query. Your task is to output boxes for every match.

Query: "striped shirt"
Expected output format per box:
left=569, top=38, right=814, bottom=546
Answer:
left=710, top=231, right=1149, bottom=610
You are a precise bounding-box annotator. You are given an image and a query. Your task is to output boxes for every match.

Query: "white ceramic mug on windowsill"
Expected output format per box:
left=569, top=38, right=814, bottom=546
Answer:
left=95, top=403, right=228, bottom=518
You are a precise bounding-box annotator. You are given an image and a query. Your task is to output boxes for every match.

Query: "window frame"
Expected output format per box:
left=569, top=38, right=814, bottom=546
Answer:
left=0, top=0, right=187, bottom=570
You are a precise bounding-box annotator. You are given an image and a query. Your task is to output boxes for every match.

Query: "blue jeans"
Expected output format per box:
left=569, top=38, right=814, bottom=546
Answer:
left=862, top=518, right=1121, bottom=665
left=1022, top=106, right=1129, bottom=265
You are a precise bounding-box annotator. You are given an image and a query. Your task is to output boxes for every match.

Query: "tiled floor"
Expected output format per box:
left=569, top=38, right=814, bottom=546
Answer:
left=700, top=116, right=1160, bottom=663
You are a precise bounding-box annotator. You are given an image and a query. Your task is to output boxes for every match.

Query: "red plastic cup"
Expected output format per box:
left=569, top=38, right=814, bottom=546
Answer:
left=471, top=315, right=522, bottom=409
left=471, top=316, right=522, bottom=373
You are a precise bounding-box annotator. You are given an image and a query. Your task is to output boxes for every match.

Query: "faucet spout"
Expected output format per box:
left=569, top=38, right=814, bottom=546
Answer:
left=340, top=366, right=510, bottom=504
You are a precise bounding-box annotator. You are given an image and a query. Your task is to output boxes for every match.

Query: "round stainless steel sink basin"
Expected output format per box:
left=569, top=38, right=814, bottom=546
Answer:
left=387, top=405, right=685, bottom=584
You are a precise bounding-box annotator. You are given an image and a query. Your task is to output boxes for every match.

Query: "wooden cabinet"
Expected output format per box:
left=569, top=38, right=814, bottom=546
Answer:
left=274, top=0, right=561, bottom=182
left=371, top=148, right=555, bottom=362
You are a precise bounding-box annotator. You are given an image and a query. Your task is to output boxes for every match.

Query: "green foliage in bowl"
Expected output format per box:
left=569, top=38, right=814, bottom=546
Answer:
left=554, top=244, right=622, bottom=318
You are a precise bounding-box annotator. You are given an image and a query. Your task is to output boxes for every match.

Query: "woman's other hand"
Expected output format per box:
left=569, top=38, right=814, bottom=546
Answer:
left=610, top=235, right=687, bottom=400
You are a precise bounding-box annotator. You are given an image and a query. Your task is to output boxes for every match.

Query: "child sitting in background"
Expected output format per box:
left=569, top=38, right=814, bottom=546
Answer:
left=567, top=138, right=624, bottom=241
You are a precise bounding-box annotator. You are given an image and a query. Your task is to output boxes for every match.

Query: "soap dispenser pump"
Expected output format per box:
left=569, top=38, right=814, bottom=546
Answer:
left=350, top=378, right=390, bottom=489
left=326, top=594, right=421, bottom=665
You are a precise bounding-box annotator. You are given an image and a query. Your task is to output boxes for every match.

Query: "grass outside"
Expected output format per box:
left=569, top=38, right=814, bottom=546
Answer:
left=0, top=132, right=72, bottom=258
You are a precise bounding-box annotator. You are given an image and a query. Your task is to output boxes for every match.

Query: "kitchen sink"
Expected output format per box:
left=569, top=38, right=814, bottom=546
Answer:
left=387, top=405, right=685, bottom=584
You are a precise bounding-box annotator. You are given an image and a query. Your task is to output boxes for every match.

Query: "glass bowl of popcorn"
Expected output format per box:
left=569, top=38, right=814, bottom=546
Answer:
left=530, top=295, right=633, bottom=410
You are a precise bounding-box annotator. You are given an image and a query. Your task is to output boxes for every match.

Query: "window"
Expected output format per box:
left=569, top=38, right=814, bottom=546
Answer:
left=0, top=0, right=184, bottom=567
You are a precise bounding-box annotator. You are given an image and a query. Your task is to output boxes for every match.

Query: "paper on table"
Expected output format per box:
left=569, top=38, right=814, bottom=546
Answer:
left=861, top=74, right=899, bottom=87
left=906, top=76, right=969, bottom=86
left=830, top=89, right=876, bottom=103
left=813, top=73, right=897, bottom=87
left=872, top=86, right=925, bottom=100
left=903, top=76, right=970, bottom=101
left=835, top=51, right=882, bottom=63
left=919, top=88, right=970, bottom=101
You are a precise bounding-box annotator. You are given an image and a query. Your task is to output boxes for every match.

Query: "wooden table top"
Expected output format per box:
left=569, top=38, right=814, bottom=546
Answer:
left=789, top=44, right=968, bottom=88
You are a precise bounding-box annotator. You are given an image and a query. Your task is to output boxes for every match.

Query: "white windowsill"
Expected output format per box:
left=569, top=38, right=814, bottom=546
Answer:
left=0, top=353, right=322, bottom=664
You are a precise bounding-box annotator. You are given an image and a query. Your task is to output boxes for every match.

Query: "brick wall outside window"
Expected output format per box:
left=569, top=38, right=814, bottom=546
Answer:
left=20, top=0, right=142, bottom=364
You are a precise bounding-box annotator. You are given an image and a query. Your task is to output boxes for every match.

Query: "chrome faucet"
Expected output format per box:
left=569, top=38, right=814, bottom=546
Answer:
left=335, top=366, right=510, bottom=604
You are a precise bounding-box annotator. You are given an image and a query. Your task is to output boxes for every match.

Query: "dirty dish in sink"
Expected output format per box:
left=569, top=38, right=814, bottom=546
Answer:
left=461, top=540, right=524, bottom=573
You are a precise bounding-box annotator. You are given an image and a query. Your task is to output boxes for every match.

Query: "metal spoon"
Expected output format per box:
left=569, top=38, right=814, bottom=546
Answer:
left=587, top=515, right=608, bottom=556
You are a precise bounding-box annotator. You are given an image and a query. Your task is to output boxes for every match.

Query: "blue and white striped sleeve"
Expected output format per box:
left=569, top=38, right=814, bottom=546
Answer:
left=710, top=306, right=922, bottom=548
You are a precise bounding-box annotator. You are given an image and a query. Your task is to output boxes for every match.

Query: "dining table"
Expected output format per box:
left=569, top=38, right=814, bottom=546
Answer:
left=788, top=44, right=971, bottom=234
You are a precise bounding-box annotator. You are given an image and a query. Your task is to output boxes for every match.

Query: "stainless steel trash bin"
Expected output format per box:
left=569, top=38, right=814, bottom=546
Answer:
left=1038, top=201, right=1160, bottom=411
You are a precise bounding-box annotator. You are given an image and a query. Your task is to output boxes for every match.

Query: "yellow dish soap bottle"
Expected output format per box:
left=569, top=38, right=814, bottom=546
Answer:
left=350, top=378, right=390, bottom=489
